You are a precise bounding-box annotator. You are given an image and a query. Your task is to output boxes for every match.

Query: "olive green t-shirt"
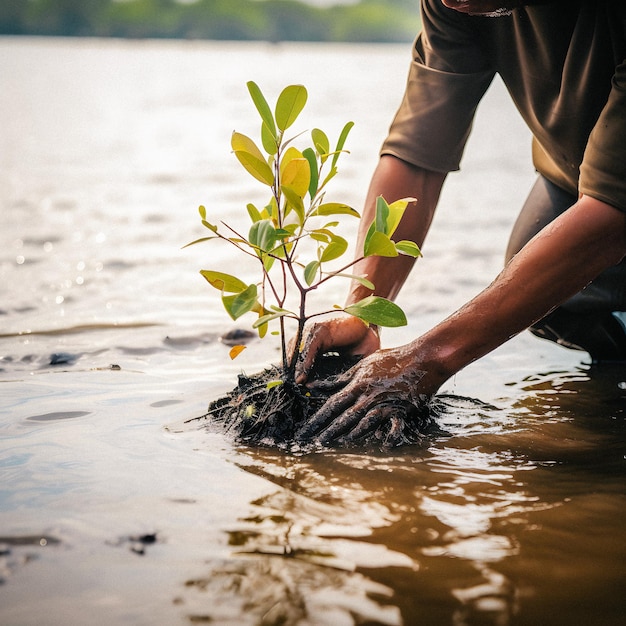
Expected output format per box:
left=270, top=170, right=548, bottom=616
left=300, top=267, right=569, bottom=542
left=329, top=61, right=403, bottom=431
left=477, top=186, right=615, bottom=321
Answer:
left=381, top=0, right=626, bottom=211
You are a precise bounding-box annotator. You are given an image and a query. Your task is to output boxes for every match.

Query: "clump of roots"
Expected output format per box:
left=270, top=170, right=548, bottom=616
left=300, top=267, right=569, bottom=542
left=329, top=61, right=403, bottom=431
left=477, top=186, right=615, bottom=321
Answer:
left=195, top=356, right=438, bottom=450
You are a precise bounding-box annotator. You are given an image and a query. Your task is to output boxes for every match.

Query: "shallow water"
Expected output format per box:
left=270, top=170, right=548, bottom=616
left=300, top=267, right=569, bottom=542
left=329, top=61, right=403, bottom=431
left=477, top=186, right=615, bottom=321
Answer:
left=1, top=37, right=625, bottom=625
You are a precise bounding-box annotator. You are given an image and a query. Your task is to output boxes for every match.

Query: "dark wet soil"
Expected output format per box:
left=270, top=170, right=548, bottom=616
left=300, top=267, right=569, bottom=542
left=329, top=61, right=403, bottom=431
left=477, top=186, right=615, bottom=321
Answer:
left=194, top=354, right=437, bottom=450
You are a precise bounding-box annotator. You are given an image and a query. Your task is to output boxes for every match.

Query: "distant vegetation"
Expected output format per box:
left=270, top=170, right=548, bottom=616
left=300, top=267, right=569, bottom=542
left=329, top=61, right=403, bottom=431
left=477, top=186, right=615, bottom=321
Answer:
left=0, top=0, right=421, bottom=43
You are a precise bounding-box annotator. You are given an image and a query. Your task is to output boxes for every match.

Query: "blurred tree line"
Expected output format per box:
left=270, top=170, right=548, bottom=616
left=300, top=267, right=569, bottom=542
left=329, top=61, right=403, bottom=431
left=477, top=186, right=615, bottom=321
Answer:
left=0, top=0, right=421, bottom=42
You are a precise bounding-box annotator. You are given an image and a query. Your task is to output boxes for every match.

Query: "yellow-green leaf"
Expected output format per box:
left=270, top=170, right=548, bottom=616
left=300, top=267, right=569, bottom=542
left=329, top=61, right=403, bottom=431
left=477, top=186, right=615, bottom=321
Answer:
left=231, top=131, right=264, bottom=160
left=222, top=284, right=258, bottom=320
left=233, top=150, right=274, bottom=186
left=331, top=121, right=354, bottom=168
left=183, top=236, right=217, bottom=249
left=386, top=197, right=416, bottom=238
left=281, top=185, right=305, bottom=225
left=261, top=121, right=277, bottom=155
left=311, top=128, right=329, bottom=158
left=247, top=81, right=276, bottom=138
left=275, top=84, right=307, bottom=131
left=363, top=230, right=398, bottom=258
left=333, top=273, right=375, bottom=290
left=314, top=202, right=359, bottom=218
left=395, top=240, right=422, bottom=258
left=247, top=203, right=263, bottom=223
left=200, top=270, right=248, bottom=293
left=280, top=147, right=310, bottom=198
left=232, top=131, right=274, bottom=185
left=320, top=235, right=348, bottom=263
left=304, top=260, right=320, bottom=286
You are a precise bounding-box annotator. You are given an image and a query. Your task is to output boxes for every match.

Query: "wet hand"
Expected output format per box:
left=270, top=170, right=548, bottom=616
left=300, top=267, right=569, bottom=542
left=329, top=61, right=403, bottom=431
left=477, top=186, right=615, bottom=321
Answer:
left=292, top=314, right=380, bottom=385
left=296, top=343, right=436, bottom=445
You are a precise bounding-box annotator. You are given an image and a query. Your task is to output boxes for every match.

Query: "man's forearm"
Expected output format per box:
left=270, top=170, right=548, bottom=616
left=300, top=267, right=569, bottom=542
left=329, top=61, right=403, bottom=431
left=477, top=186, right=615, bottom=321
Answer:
left=412, top=195, right=626, bottom=390
left=346, top=155, right=447, bottom=306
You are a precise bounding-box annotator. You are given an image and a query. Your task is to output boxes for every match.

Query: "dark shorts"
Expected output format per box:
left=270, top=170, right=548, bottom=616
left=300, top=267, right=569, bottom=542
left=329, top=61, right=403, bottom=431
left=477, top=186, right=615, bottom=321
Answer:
left=506, top=176, right=626, bottom=362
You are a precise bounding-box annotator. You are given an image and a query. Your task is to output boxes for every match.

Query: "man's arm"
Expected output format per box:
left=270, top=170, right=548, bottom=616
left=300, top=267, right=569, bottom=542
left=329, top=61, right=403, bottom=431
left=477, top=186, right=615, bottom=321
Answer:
left=294, top=155, right=447, bottom=383
left=297, top=194, right=626, bottom=443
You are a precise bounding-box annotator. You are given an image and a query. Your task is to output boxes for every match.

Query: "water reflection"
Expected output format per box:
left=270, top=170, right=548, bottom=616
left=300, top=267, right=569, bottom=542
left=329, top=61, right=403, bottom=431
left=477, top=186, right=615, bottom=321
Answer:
left=182, top=366, right=626, bottom=625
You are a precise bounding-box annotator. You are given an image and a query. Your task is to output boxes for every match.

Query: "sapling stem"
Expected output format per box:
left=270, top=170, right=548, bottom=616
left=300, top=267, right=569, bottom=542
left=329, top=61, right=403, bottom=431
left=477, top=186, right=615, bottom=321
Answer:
left=188, top=82, right=418, bottom=390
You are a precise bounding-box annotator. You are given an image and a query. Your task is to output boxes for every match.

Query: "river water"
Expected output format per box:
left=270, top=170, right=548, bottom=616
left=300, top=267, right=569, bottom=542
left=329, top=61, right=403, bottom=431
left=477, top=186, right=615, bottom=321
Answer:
left=1, top=37, right=625, bottom=626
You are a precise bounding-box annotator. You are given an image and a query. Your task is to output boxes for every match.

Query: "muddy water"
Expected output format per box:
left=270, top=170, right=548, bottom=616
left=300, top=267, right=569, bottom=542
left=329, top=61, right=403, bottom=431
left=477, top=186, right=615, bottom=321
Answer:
left=1, top=37, right=625, bottom=625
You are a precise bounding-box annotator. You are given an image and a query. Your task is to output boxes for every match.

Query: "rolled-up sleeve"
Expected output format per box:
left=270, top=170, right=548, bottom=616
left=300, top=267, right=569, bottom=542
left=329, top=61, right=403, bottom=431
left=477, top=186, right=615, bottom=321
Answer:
left=579, top=60, right=626, bottom=213
left=380, top=0, right=494, bottom=173
left=381, top=50, right=494, bottom=172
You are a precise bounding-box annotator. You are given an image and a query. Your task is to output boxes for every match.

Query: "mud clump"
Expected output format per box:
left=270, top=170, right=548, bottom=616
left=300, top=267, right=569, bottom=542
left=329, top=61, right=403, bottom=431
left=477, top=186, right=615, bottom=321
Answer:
left=197, top=354, right=437, bottom=450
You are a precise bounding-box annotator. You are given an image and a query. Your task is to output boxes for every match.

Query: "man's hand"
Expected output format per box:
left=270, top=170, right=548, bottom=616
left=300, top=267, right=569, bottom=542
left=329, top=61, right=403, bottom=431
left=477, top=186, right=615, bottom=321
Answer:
left=293, top=314, right=381, bottom=385
left=295, top=342, right=438, bottom=445
left=295, top=196, right=626, bottom=446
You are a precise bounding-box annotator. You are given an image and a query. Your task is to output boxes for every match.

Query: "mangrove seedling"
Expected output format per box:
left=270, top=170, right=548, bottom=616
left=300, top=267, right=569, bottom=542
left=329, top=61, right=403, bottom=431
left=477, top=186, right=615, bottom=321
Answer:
left=185, top=82, right=434, bottom=448
left=186, top=81, right=420, bottom=386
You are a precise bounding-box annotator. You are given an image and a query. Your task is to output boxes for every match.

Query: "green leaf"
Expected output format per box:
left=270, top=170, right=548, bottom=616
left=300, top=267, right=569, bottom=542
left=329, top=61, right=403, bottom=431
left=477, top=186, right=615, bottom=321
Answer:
left=311, top=128, right=330, bottom=159
left=264, top=198, right=276, bottom=220
left=333, top=273, right=376, bottom=290
left=319, top=234, right=348, bottom=262
left=320, top=165, right=338, bottom=189
left=313, top=202, right=359, bottom=218
left=304, top=260, right=320, bottom=286
left=364, top=230, right=398, bottom=257
left=182, top=236, right=217, bottom=249
left=247, top=81, right=276, bottom=139
left=266, top=380, right=284, bottom=390
left=375, top=196, right=389, bottom=234
left=310, top=231, right=330, bottom=243
left=331, top=120, right=354, bottom=168
left=385, top=197, right=416, bottom=238
left=200, top=270, right=248, bottom=293
left=249, top=219, right=277, bottom=253
left=302, top=147, right=318, bottom=198
left=344, top=295, right=407, bottom=327
left=233, top=150, right=274, bottom=186
left=247, top=203, right=263, bottom=223
left=201, top=220, right=218, bottom=232
left=281, top=185, right=305, bottom=225
left=275, top=228, right=291, bottom=239
left=253, top=307, right=294, bottom=328
left=222, top=284, right=258, bottom=320
left=261, top=121, right=278, bottom=155
left=199, top=205, right=207, bottom=220
left=275, top=84, right=307, bottom=131
left=395, top=240, right=422, bottom=257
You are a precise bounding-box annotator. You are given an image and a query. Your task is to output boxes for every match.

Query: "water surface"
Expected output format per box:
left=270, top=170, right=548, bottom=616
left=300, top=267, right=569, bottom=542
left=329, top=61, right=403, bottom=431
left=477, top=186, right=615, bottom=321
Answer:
left=1, top=37, right=625, bottom=625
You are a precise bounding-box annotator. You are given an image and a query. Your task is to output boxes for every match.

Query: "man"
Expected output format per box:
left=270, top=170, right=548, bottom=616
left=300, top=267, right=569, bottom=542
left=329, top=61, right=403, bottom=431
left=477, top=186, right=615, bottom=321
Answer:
left=294, top=0, right=626, bottom=443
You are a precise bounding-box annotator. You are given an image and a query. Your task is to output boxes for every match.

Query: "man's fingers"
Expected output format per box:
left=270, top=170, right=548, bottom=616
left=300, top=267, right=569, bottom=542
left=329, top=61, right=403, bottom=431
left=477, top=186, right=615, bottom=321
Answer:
left=315, top=398, right=372, bottom=444
left=306, top=371, right=350, bottom=393
left=295, top=387, right=358, bottom=440
left=335, top=404, right=399, bottom=445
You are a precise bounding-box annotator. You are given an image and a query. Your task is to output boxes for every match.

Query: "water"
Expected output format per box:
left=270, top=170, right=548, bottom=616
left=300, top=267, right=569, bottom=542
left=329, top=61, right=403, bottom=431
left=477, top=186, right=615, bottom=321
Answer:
left=1, top=37, right=625, bottom=626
